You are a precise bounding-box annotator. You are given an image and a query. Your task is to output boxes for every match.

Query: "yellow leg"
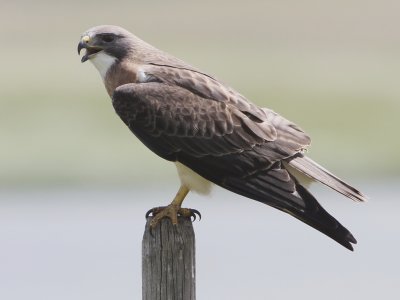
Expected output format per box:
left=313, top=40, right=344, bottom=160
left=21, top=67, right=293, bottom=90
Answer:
left=146, top=185, right=200, bottom=228
left=171, top=185, right=190, bottom=207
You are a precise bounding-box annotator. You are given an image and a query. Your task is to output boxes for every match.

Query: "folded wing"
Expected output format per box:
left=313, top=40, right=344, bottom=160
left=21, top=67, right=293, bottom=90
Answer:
left=112, top=81, right=361, bottom=250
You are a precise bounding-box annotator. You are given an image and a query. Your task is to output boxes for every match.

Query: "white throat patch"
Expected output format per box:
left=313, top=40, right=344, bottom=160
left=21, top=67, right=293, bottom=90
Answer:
left=89, top=52, right=117, bottom=80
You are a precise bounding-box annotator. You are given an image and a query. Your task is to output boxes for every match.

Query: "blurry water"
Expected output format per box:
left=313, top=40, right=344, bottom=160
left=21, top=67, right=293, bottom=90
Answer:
left=0, top=180, right=398, bottom=300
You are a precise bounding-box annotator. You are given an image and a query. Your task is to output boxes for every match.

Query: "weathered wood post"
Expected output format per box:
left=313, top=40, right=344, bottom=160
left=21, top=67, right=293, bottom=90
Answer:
left=142, top=217, right=196, bottom=300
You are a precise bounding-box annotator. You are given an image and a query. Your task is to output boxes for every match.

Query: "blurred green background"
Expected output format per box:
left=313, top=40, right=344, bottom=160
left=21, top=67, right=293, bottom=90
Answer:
left=1, top=0, right=399, bottom=187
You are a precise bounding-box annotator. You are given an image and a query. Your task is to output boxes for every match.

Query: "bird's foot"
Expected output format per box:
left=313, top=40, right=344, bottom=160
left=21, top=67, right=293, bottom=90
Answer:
left=145, top=205, right=201, bottom=229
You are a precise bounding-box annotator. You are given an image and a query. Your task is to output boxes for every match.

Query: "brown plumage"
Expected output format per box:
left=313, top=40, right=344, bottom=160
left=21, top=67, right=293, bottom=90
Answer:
left=78, top=25, right=366, bottom=251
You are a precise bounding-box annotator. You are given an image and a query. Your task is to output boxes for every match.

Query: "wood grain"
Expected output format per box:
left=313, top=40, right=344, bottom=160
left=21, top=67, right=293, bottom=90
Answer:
left=142, top=217, right=196, bottom=300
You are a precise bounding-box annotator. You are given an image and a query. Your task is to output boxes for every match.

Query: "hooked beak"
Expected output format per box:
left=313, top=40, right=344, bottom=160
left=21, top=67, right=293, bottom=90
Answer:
left=78, top=35, right=103, bottom=63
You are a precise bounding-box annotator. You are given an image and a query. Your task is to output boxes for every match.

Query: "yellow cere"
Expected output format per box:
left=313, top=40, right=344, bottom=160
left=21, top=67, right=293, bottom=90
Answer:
left=81, top=35, right=90, bottom=43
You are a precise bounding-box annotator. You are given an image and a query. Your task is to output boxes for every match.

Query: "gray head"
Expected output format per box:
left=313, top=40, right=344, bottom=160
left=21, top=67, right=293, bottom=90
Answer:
left=78, top=25, right=186, bottom=79
left=77, top=25, right=136, bottom=63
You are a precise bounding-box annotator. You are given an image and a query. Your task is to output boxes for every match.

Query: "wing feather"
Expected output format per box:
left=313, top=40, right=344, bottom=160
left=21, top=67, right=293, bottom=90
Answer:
left=142, top=64, right=272, bottom=126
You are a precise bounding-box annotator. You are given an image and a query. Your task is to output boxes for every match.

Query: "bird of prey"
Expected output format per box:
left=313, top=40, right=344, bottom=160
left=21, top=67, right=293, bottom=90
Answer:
left=78, top=25, right=366, bottom=251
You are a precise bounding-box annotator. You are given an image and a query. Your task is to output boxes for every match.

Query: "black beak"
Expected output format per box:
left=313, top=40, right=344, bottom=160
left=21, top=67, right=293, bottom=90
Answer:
left=78, top=40, right=103, bottom=63
left=77, top=41, right=89, bottom=63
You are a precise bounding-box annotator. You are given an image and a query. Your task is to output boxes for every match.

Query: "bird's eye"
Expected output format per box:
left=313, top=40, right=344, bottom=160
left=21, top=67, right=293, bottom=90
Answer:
left=101, top=34, right=115, bottom=43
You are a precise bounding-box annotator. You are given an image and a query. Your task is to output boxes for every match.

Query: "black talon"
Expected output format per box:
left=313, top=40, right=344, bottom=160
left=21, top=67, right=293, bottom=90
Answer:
left=145, top=206, right=201, bottom=231
left=192, top=209, right=201, bottom=221
left=145, top=208, right=153, bottom=219
left=145, top=206, right=165, bottom=219
left=191, top=213, right=196, bottom=222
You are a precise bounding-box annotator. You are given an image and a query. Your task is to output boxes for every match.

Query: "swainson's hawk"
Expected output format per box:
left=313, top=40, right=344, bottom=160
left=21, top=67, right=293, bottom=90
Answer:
left=78, top=25, right=366, bottom=251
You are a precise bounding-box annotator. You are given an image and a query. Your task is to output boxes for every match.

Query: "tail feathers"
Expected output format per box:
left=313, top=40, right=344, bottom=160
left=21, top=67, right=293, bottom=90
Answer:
left=222, top=171, right=357, bottom=251
left=288, top=155, right=367, bottom=202
left=291, top=184, right=357, bottom=251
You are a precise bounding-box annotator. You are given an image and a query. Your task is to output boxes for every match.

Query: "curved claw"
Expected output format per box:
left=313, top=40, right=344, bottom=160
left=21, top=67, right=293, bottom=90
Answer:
left=145, top=207, right=165, bottom=219
left=145, top=206, right=201, bottom=236
left=145, top=208, right=153, bottom=219
left=189, top=209, right=201, bottom=222
left=191, top=213, right=196, bottom=222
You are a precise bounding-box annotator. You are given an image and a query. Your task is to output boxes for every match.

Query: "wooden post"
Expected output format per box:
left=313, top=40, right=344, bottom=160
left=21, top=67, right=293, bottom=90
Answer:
left=142, top=217, right=196, bottom=300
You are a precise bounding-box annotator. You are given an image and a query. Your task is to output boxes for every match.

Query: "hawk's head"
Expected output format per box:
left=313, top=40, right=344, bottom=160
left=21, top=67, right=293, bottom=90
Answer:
left=78, top=25, right=134, bottom=78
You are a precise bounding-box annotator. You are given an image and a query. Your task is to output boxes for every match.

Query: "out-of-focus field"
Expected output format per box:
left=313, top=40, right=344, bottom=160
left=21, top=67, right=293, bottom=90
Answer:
left=1, top=0, right=399, bottom=186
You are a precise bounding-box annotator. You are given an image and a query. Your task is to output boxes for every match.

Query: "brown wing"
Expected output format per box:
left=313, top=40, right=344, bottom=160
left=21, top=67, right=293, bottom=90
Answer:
left=112, top=81, right=309, bottom=162
left=141, top=63, right=273, bottom=123
left=145, top=64, right=367, bottom=201
left=112, top=82, right=357, bottom=250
